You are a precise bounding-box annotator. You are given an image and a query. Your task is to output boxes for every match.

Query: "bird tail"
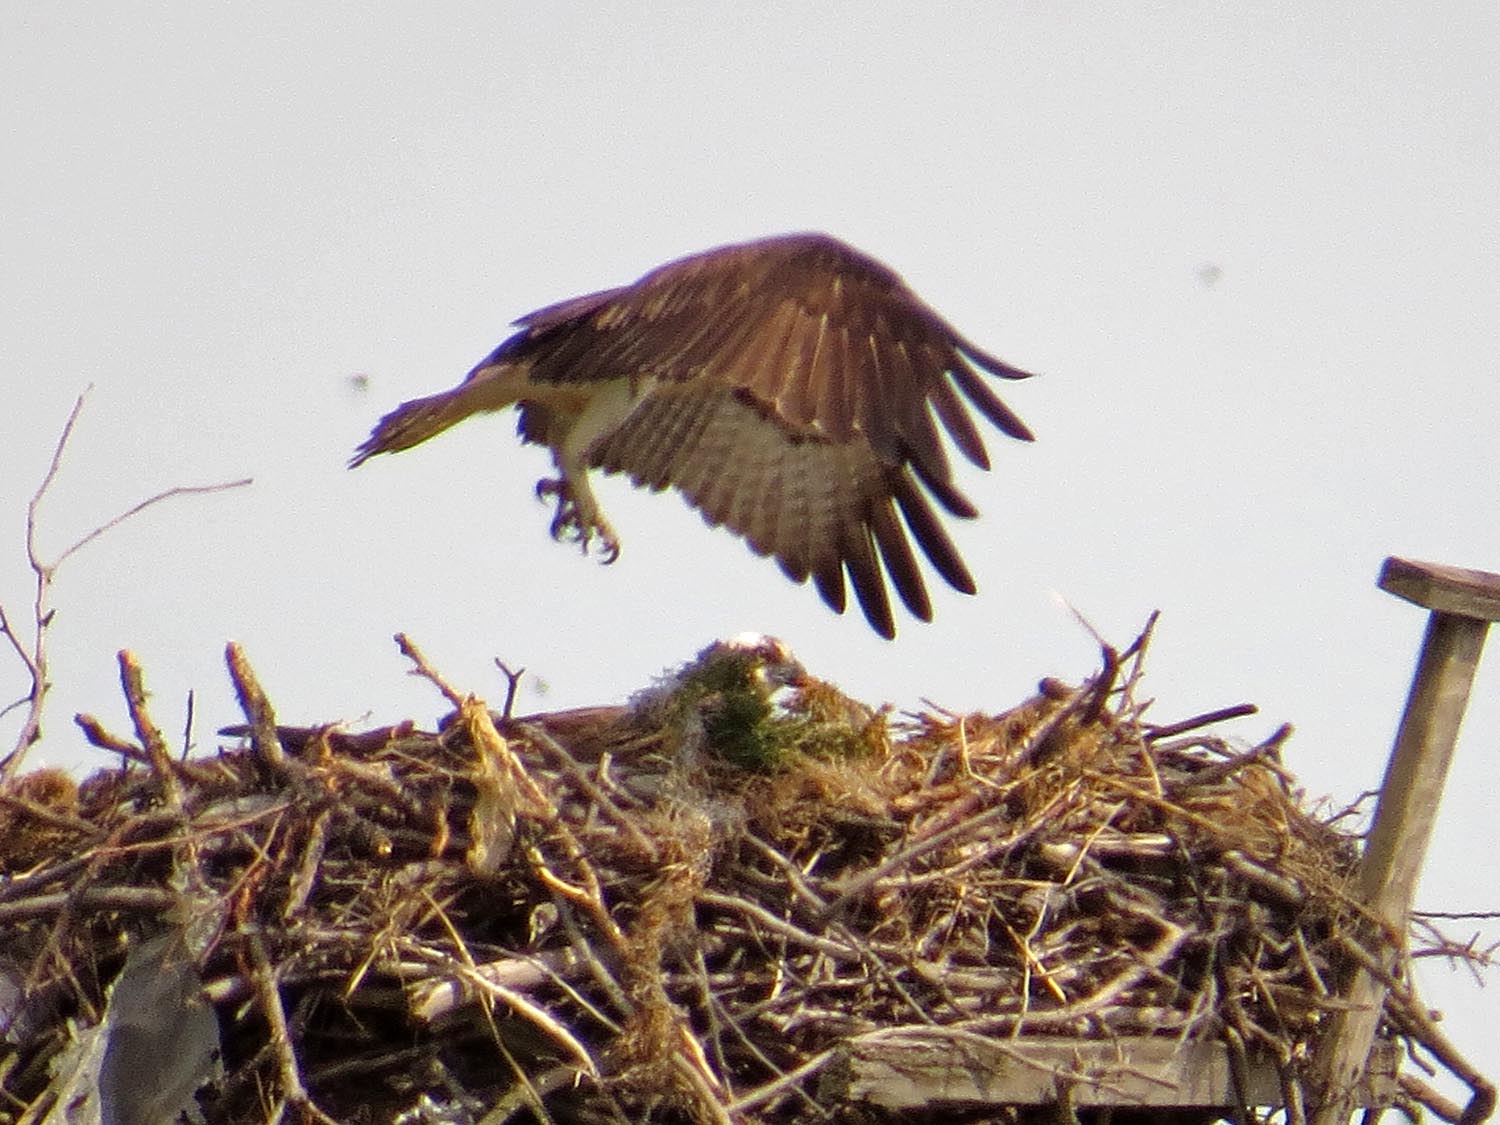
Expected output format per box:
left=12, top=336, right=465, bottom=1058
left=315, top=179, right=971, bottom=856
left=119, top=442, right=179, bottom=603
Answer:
left=349, top=367, right=523, bottom=468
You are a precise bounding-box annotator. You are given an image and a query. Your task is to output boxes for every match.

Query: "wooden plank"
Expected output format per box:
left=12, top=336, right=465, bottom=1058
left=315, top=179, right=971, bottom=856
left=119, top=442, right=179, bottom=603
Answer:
left=1379, top=556, right=1500, bottom=622
left=1357, top=611, right=1489, bottom=914
left=1311, top=557, right=1500, bottom=1125
left=823, top=1031, right=1398, bottom=1111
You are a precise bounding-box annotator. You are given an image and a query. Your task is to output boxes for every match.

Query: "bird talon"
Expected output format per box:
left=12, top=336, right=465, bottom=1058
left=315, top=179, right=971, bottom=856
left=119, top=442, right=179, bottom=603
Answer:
left=536, top=475, right=618, bottom=561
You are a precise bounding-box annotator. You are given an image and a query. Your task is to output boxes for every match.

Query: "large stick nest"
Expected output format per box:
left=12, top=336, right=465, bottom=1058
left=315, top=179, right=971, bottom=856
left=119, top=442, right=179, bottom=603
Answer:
left=0, top=627, right=1491, bottom=1124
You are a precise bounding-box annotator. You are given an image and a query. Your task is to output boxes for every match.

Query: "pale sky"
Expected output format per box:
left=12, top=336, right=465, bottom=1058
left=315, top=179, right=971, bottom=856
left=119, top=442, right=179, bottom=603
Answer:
left=3, top=3, right=1497, bottom=1100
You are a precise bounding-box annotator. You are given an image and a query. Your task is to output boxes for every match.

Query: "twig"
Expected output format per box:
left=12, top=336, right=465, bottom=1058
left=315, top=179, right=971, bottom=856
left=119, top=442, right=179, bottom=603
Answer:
left=118, top=649, right=181, bottom=809
left=245, top=928, right=341, bottom=1125
left=282, top=807, right=332, bottom=921
left=72, top=713, right=150, bottom=763
left=820, top=785, right=1065, bottom=920
left=495, top=658, right=526, bottom=720
left=476, top=1062, right=592, bottom=1125
left=0, top=391, right=88, bottom=773
left=396, top=632, right=464, bottom=710
left=51, top=478, right=253, bottom=573
left=0, top=788, right=96, bottom=835
left=182, top=688, right=196, bottom=759
left=520, top=721, right=660, bottom=863
left=552, top=897, right=634, bottom=1020
left=1337, top=934, right=1497, bottom=1125
left=0, top=388, right=250, bottom=778
left=0, top=885, right=176, bottom=925
left=225, top=642, right=287, bottom=773
left=698, top=892, right=861, bottom=961
left=965, top=913, right=1189, bottom=1033
left=1223, top=849, right=1308, bottom=907
left=1145, top=703, right=1259, bottom=741
left=1400, top=1073, right=1481, bottom=1125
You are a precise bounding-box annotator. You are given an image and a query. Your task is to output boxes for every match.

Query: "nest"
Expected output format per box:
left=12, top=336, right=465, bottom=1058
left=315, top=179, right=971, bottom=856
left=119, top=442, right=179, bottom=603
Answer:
left=0, top=626, right=1492, bottom=1125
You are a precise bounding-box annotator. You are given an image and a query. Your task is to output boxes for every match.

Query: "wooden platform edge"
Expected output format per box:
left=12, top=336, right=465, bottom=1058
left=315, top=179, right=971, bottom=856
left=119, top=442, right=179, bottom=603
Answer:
left=820, top=1032, right=1399, bottom=1111
left=1379, top=556, right=1500, bottom=622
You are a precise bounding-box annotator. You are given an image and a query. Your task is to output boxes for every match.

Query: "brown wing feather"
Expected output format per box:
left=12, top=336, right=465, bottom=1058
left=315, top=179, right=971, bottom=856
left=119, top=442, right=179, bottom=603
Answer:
left=431, top=233, right=1034, bottom=636
left=921, top=351, right=988, bottom=467
left=592, top=381, right=951, bottom=638
left=890, top=472, right=976, bottom=595
left=867, top=497, right=931, bottom=622
left=492, top=233, right=1031, bottom=442
left=839, top=520, right=895, bottom=640
left=810, top=554, right=847, bottom=615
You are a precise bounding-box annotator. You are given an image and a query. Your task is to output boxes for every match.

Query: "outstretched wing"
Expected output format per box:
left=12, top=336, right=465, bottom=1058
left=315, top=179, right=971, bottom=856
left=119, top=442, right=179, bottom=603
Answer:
left=494, top=233, right=1034, bottom=638
left=591, top=379, right=982, bottom=638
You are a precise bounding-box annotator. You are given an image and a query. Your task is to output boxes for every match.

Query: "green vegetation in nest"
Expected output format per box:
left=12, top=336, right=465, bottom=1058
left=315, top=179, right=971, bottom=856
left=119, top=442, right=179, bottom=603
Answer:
left=632, top=635, right=884, bottom=771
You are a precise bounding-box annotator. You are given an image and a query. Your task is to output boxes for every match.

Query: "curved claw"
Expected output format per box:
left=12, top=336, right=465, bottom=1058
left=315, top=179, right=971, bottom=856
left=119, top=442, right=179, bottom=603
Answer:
left=546, top=505, right=575, bottom=543
left=537, top=475, right=619, bottom=562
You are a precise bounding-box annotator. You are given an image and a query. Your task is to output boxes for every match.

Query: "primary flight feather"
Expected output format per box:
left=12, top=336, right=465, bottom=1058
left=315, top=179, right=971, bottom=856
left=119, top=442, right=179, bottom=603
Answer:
left=351, top=233, right=1035, bottom=638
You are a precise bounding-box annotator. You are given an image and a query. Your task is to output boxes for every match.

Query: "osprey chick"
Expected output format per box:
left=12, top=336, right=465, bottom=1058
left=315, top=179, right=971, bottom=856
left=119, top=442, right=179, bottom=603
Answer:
left=351, top=233, right=1035, bottom=638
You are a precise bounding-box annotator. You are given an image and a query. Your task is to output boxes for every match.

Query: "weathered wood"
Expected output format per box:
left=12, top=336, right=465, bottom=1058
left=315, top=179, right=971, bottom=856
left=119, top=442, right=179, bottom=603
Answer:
left=1380, top=556, right=1500, bottom=622
left=823, top=1030, right=1398, bottom=1111
left=1357, top=611, right=1490, bottom=911
left=1311, top=557, right=1500, bottom=1125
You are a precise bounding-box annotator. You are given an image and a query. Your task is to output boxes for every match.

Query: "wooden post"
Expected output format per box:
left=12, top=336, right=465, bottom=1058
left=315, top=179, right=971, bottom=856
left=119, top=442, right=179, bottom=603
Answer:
left=1311, top=557, right=1500, bottom=1125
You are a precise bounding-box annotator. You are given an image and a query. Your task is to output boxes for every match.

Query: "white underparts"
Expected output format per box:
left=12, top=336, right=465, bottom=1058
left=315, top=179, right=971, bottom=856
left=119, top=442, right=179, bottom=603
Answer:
left=552, top=377, right=663, bottom=535
left=557, top=375, right=661, bottom=473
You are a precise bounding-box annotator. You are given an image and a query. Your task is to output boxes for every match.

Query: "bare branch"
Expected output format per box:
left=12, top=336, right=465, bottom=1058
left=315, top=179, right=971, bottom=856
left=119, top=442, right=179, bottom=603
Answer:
left=396, top=632, right=465, bottom=710
left=0, top=606, right=38, bottom=680
left=1, top=388, right=251, bottom=779
left=73, top=712, right=150, bottom=762
left=225, top=642, right=287, bottom=773
left=24, top=389, right=90, bottom=576
left=495, top=657, right=526, bottom=720
left=1144, top=702, right=1259, bottom=742
left=119, top=649, right=183, bottom=810
left=0, top=391, right=88, bottom=773
left=51, top=477, right=253, bottom=570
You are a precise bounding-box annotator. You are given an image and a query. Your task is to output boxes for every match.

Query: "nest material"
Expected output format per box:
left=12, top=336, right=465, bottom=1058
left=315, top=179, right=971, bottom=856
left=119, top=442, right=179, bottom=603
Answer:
left=0, top=630, right=1492, bottom=1125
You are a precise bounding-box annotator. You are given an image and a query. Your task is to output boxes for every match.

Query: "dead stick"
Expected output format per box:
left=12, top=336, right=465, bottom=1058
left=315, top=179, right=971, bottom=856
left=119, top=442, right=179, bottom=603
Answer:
left=73, top=713, right=150, bottom=762
left=118, top=649, right=181, bottom=809
left=0, top=886, right=175, bottom=925
left=494, top=657, right=525, bottom=719
left=0, top=789, right=96, bottom=836
left=245, top=929, right=340, bottom=1125
left=1145, top=703, right=1259, bottom=741
left=1161, top=725, right=1293, bottom=792
left=1399, top=1074, right=1483, bottom=1125
left=395, top=632, right=464, bottom=710
left=821, top=787, right=1064, bottom=920
left=225, top=642, right=287, bottom=772
left=1336, top=934, right=1496, bottom=1125
left=520, top=722, right=660, bottom=862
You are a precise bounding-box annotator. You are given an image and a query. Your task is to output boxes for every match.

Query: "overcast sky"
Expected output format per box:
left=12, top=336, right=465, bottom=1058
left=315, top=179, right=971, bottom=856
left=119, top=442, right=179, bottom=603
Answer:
left=3, top=3, right=1496, bottom=1098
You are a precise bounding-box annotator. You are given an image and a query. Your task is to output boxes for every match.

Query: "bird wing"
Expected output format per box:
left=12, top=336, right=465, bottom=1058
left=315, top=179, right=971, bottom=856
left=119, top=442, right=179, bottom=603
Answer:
left=589, top=377, right=974, bottom=639
left=487, top=233, right=1032, bottom=468
left=482, top=233, right=1035, bottom=636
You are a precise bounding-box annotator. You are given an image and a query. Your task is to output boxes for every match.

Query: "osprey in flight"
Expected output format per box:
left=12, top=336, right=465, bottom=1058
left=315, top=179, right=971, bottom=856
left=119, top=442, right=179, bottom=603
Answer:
left=351, top=233, right=1034, bottom=638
